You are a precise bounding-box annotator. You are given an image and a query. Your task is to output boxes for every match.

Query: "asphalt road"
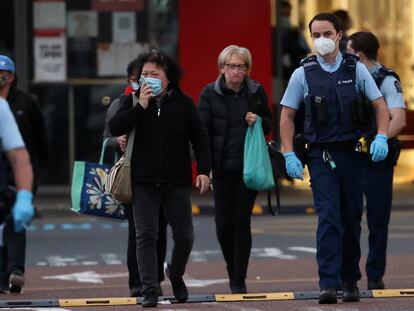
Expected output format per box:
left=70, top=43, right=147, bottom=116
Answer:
left=1, top=209, right=414, bottom=310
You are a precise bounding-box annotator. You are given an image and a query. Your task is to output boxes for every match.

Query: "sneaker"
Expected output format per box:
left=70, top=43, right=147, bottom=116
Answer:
left=368, top=278, right=385, bottom=290
left=342, top=283, right=360, bottom=302
left=318, top=288, right=337, bottom=304
left=9, top=271, right=24, bottom=293
left=141, top=291, right=158, bottom=308
left=165, top=265, right=188, bottom=302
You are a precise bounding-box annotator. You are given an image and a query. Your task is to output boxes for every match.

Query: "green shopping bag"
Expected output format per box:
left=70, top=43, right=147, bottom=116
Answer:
left=243, top=116, right=275, bottom=191
left=71, top=139, right=126, bottom=219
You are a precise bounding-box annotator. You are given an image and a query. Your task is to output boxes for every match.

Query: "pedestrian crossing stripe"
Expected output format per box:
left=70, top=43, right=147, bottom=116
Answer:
left=1, top=289, right=414, bottom=308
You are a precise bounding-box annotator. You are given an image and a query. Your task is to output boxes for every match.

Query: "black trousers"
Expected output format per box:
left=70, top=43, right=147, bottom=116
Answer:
left=213, top=172, right=257, bottom=281
left=125, top=204, right=167, bottom=290
left=132, top=183, right=194, bottom=295
left=0, top=215, right=26, bottom=289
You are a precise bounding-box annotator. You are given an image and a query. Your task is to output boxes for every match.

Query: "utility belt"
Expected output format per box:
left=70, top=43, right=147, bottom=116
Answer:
left=294, top=134, right=402, bottom=167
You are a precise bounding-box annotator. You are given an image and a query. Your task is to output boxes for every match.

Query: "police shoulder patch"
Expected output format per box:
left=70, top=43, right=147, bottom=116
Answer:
left=394, top=80, right=403, bottom=93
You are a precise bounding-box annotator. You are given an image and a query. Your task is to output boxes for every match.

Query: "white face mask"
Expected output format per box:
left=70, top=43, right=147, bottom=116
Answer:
left=314, top=36, right=337, bottom=56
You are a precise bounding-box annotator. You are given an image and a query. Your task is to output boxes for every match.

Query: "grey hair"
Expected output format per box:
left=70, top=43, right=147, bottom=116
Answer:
left=217, top=45, right=252, bottom=73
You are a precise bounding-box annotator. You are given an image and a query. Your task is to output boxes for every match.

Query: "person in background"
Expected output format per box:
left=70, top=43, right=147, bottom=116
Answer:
left=347, top=31, right=406, bottom=290
left=198, top=45, right=272, bottom=294
left=333, top=9, right=353, bottom=53
left=279, top=13, right=390, bottom=304
left=0, top=55, right=42, bottom=294
left=274, top=0, right=310, bottom=86
left=103, top=59, right=167, bottom=298
left=110, top=51, right=211, bottom=308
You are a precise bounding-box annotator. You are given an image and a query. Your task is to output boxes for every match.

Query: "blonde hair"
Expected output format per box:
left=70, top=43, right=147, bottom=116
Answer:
left=217, top=45, right=252, bottom=74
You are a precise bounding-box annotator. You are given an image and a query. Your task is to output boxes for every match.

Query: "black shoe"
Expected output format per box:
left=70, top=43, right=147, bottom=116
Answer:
left=230, top=279, right=247, bottom=294
left=141, top=292, right=158, bottom=308
left=368, top=278, right=385, bottom=290
left=165, top=265, right=188, bottom=302
left=9, top=271, right=24, bottom=293
left=130, top=287, right=142, bottom=297
left=318, top=288, right=337, bottom=304
left=342, top=283, right=360, bottom=302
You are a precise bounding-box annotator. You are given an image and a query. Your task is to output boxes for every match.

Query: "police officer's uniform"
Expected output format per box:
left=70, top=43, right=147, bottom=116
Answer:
left=364, top=65, right=405, bottom=284
left=0, top=97, right=25, bottom=291
left=281, top=53, right=383, bottom=290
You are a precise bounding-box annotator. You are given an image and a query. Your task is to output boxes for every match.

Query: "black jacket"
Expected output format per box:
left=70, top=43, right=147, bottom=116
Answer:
left=198, top=76, right=272, bottom=174
left=7, top=88, right=48, bottom=181
left=109, top=87, right=211, bottom=186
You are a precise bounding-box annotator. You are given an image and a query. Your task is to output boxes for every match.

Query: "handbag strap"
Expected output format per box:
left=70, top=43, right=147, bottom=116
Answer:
left=124, top=94, right=138, bottom=167
left=99, top=138, right=109, bottom=164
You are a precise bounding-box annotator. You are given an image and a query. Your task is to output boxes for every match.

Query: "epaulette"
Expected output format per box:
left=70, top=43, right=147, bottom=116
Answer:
left=300, top=55, right=318, bottom=68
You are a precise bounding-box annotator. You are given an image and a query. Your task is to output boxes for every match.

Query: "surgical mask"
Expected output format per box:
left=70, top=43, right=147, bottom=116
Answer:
left=144, top=77, right=163, bottom=96
left=131, top=81, right=139, bottom=91
left=314, top=36, right=337, bottom=56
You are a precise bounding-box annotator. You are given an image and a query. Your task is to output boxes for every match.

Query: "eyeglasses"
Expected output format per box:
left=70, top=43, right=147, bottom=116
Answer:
left=225, top=63, right=248, bottom=71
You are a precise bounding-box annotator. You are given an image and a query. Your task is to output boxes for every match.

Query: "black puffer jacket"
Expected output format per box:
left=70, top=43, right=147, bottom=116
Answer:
left=109, top=87, right=211, bottom=186
left=198, top=76, right=272, bottom=174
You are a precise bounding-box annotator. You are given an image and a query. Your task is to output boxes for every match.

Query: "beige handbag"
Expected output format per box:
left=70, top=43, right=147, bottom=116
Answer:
left=106, top=95, right=137, bottom=204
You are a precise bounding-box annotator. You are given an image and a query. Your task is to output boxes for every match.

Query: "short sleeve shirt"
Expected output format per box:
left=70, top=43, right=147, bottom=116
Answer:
left=0, top=97, right=25, bottom=151
left=280, top=53, right=383, bottom=110
left=370, top=64, right=405, bottom=110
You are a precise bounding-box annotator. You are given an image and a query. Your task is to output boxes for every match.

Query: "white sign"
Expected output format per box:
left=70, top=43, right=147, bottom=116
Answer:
left=112, top=12, right=136, bottom=43
left=67, top=11, right=98, bottom=37
left=34, top=1, right=66, bottom=30
left=97, top=42, right=147, bottom=76
left=34, top=36, right=67, bottom=82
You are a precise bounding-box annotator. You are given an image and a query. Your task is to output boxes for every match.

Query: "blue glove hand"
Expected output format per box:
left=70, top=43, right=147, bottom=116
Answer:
left=11, top=190, right=34, bottom=233
left=283, top=152, right=304, bottom=180
left=370, top=134, right=388, bottom=162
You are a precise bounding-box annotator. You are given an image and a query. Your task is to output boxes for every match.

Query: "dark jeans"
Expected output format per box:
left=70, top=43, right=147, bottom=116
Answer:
left=212, top=172, right=257, bottom=281
left=132, top=183, right=194, bottom=295
left=125, top=204, right=167, bottom=290
left=364, top=159, right=394, bottom=280
left=0, top=215, right=26, bottom=289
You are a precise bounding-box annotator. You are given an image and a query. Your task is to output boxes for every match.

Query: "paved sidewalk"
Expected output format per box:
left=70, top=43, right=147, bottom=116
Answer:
left=35, top=182, right=414, bottom=216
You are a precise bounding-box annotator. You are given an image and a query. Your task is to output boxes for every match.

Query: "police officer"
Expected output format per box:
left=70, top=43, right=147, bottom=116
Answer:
left=0, top=56, right=34, bottom=293
left=347, top=32, right=406, bottom=290
left=279, top=13, right=390, bottom=304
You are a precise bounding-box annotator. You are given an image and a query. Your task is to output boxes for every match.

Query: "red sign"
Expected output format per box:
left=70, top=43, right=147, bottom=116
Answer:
left=91, top=0, right=144, bottom=11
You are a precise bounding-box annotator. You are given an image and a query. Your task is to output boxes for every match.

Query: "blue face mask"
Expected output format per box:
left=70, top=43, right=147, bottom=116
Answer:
left=143, top=77, right=163, bottom=96
left=131, top=81, right=139, bottom=91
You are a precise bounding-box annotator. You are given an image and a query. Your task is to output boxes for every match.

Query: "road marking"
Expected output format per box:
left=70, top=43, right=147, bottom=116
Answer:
left=288, top=246, right=317, bottom=253
left=252, top=247, right=297, bottom=259
left=101, top=253, right=122, bottom=265
left=44, top=271, right=128, bottom=284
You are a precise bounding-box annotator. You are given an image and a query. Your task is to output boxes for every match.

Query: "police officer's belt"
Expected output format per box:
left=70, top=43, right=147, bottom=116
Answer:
left=310, top=140, right=358, bottom=152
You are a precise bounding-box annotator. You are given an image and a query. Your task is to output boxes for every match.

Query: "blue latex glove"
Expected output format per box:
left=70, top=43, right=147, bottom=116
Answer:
left=370, top=134, right=388, bottom=162
left=11, top=190, right=34, bottom=233
left=283, top=152, right=304, bottom=180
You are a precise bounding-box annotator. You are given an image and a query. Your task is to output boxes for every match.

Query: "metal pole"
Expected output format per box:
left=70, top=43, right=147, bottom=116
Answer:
left=13, top=0, right=29, bottom=91
left=68, top=85, right=75, bottom=180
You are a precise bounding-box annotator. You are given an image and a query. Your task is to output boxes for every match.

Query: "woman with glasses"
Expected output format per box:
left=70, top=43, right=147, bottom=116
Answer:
left=110, top=51, right=211, bottom=307
left=198, top=45, right=272, bottom=294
